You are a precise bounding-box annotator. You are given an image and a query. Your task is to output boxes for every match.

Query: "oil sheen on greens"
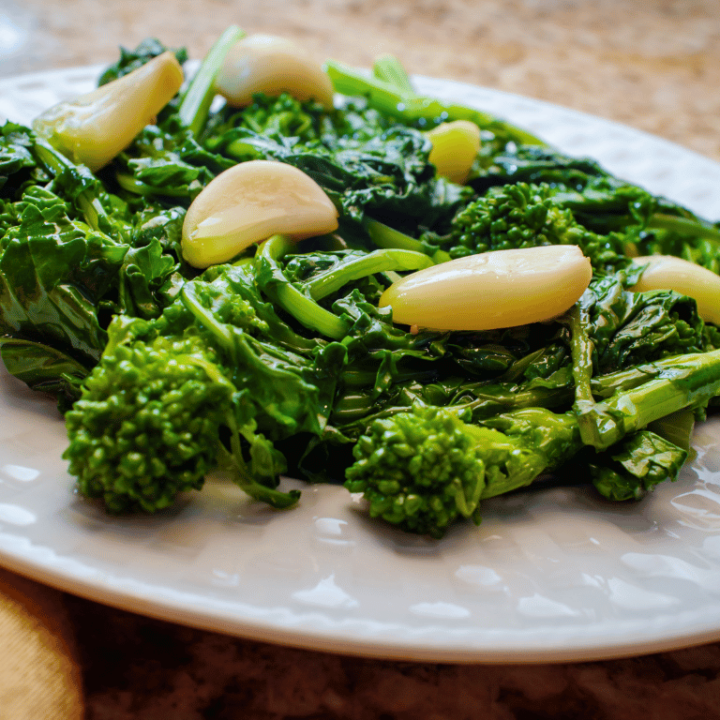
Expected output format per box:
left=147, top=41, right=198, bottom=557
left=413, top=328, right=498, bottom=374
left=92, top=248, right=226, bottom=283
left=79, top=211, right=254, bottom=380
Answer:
left=2, top=35, right=720, bottom=538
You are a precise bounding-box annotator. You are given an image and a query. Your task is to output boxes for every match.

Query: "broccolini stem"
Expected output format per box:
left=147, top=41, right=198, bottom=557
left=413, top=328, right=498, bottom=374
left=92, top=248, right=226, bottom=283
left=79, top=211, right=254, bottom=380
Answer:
left=647, top=213, right=720, bottom=243
left=566, top=304, right=595, bottom=405
left=564, top=303, right=602, bottom=447
left=646, top=408, right=697, bottom=453
left=324, top=60, right=547, bottom=147
left=180, top=283, right=235, bottom=353
left=303, top=248, right=433, bottom=300
left=581, top=348, right=720, bottom=450
left=257, top=235, right=349, bottom=339
left=372, top=55, right=415, bottom=94
left=115, top=172, right=192, bottom=198
left=178, top=25, right=245, bottom=136
left=337, top=379, right=572, bottom=431
left=364, top=218, right=451, bottom=263
left=590, top=355, right=706, bottom=398
left=478, top=408, right=582, bottom=499
left=326, top=61, right=408, bottom=115
left=337, top=348, right=720, bottom=441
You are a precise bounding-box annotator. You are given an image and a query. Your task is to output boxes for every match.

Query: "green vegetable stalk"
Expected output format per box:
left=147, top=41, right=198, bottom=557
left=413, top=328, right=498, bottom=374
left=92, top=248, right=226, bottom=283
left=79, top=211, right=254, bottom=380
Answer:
left=346, top=345, right=720, bottom=536
left=325, top=58, right=547, bottom=147
left=177, top=25, right=245, bottom=136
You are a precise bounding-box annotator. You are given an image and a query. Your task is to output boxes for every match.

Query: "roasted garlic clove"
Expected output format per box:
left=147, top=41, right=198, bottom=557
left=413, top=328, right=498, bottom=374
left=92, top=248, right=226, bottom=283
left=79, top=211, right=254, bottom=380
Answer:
left=631, top=255, right=720, bottom=325
left=33, top=51, right=184, bottom=172
left=214, top=34, right=334, bottom=109
left=379, top=245, right=592, bottom=331
left=425, top=120, right=481, bottom=184
left=181, top=159, right=339, bottom=268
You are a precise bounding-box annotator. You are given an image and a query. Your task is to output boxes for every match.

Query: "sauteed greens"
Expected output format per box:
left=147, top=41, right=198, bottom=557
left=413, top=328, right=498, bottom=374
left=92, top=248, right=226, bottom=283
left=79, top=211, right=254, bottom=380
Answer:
left=2, top=28, right=720, bottom=537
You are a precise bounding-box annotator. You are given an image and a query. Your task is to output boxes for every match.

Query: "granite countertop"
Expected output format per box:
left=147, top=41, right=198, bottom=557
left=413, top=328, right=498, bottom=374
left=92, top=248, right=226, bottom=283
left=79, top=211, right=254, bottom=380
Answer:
left=3, top=0, right=720, bottom=162
left=1, top=1, right=720, bottom=718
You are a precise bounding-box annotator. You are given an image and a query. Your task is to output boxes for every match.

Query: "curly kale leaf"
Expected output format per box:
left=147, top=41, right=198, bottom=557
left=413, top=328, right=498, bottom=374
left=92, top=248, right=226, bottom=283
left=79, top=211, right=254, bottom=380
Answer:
left=581, top=273, right=718, bottom=373
left=202, top=100, right=469, bottom=234
left=470, top=145, right=611, bottom=191
left=203, top=93, right=333, bottom=148
left=0, top=182, right=179, bottom=402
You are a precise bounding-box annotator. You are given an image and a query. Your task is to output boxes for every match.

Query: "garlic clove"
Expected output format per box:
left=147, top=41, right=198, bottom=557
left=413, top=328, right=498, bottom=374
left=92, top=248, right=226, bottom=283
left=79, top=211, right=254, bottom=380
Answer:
left=426, top=120, right=481, bottom=184
left=631, top=255, right=720, bottom=325
left=214, top=34, right=334, bottom=109
left=379, top=245, right=592, bottom=331
left=33, top=51, right=184, bottom=172
left=182, top=159, right=339, bottom=268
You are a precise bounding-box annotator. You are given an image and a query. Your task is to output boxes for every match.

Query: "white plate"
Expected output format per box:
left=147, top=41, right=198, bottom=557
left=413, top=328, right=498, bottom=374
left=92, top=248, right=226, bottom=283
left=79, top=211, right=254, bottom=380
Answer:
left=1, top=67, right=720, bottom=664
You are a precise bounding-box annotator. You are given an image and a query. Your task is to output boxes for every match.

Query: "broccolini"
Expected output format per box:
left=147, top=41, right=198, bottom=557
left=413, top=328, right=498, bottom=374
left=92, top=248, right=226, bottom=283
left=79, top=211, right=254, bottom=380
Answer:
left=64, top=312, right=301, bottom=513
left=64, top=325, right=235, bottom=513
left=346, top=346, right=720, bottom=536
left=345, top=404, right=578, bottom=537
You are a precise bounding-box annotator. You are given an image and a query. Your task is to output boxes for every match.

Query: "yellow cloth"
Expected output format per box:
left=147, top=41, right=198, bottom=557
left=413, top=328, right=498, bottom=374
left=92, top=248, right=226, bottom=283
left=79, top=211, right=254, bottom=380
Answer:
left=0, top=568, right=83, bottom=720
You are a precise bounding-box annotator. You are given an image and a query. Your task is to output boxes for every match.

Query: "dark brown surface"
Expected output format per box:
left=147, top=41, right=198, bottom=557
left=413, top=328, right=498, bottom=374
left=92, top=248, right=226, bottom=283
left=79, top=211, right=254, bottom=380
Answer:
left=62, top=592, right=720, bottom=719
left=1, top=1, right=720, bottom=716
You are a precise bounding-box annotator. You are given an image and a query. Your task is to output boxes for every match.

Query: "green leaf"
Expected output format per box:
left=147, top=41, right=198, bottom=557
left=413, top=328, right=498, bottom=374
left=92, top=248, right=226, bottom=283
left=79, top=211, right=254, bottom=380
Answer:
left=590, top=430, right=687, bottom=501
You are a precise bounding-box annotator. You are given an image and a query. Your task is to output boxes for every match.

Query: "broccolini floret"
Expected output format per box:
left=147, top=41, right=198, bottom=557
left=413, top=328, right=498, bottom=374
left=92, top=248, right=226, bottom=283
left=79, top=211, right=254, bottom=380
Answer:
left=429, top=183, right=629, bottom=272
left=64, top=312, right=301, bottom=514
left=64, top=331, right=232, bottom=513
left=345, top=407, right=483, bottom=537
left=344, top=404, right=573, bottom=537
left=346, top=345, right=720, bottom=536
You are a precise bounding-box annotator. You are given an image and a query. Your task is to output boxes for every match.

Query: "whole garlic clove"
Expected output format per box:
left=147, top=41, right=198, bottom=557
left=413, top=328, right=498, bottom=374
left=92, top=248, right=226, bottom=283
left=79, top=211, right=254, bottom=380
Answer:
left=379, top=245, right=592, bottom=331
left=214, top=34, right=334, bottom=109
left=33, top=51, right=184, bottom=172
left=181, top=159, right=339, bottom=268
left=631, top=254, right=720, bottom=325
left=426, top=120, right=481, bottom=184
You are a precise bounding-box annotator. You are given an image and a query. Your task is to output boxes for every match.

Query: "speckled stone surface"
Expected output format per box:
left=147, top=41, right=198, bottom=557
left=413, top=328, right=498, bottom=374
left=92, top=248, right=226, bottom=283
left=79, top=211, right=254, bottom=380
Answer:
left=2, top=1, right=720, bottom=717
left=2, top=0, right=720, bottom=162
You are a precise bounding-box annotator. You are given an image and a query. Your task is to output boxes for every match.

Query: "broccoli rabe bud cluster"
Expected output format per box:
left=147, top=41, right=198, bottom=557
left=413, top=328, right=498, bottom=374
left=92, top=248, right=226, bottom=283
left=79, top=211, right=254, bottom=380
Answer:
left=64, top=334, right=233, bottom=513
left=450, top=184, right=577, bottom=253
left=345, top=404, right=559, bottom=538
left=431, top=183, right=628, bottom=271
left=345, top=405, right=487, bottom=537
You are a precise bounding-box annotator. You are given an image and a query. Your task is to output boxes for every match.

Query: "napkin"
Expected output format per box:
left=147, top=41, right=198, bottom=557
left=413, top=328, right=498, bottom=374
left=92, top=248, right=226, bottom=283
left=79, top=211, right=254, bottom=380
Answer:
left=0, top=568, right=83, bottom=720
